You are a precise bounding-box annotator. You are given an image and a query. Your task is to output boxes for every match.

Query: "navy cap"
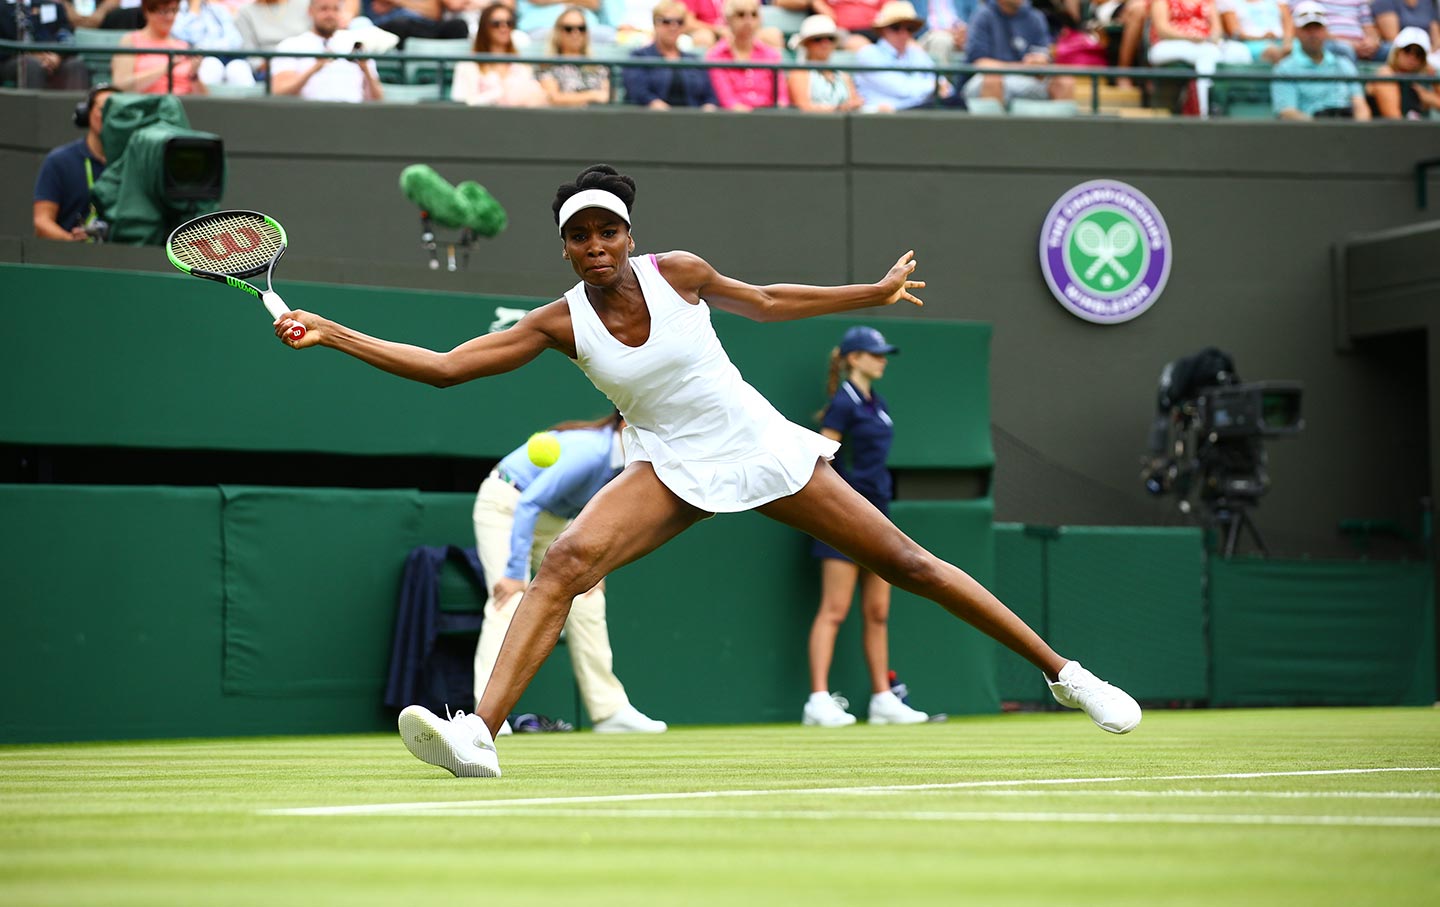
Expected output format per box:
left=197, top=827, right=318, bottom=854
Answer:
left=839, top=326, right=899, bottom=356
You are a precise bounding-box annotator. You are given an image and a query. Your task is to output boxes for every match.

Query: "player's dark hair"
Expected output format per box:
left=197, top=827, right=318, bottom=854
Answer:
left=552, top=164, right=637, bottom=225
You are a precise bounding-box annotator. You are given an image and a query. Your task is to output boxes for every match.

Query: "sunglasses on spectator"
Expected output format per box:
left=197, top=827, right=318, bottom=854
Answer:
left=806, top=34, right=836, bottom=43
left=655, top=16, right=686, bottom=25
left=730, top=8, right=760, bottom=16
left=560, top=23, right=587, bottom=32
left=883, top=23, right=918, bottom=33
left=489, top=18, right=515, bottom=27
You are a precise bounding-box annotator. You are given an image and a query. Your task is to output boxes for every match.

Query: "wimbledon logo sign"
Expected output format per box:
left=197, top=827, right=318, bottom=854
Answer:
left=1038, top=180, right=1171, bottom=324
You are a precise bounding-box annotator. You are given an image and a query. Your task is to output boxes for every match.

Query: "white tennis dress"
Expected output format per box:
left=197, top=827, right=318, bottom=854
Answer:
left=567, top=253, right=838, bottom=513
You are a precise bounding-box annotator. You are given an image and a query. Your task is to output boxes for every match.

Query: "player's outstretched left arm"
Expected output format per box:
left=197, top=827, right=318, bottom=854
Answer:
left=273, top=301, right=568, bottom=388
left=660, top=250, right=925, bottom=322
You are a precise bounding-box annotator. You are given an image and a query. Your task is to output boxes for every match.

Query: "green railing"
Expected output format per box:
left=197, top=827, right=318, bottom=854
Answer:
left=6, top=37, right=1439, bottom=116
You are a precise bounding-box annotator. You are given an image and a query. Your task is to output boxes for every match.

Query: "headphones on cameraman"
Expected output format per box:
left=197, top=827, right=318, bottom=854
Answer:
left=73, top=83, right=115, bottom=129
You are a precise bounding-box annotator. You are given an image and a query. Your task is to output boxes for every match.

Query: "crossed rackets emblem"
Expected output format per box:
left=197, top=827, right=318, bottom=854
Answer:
left=1074, top=220, right=1139, bottom=285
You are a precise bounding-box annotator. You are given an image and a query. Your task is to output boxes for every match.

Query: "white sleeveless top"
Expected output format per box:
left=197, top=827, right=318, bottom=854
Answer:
left=567, top=253, right=839, bottom=513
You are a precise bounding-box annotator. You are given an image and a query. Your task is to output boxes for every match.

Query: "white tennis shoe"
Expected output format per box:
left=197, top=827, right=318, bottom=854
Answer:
left=397, top=705, right=501, bottom=777
left=867, top=690, right=929, bottom=725
left=592, top=705, right=668, bottom=734
left=1047, top=661, right=1142, bottom=734
left=802, top=691, right=857, bottom=727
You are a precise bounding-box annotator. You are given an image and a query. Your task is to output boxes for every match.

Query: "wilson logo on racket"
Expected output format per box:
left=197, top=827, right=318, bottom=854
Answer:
left=190, top=227, right=266, bottom=261
left=225, top=276, right=260, bottom=297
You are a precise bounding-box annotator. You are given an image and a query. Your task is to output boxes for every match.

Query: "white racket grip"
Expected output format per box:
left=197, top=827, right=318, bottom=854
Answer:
left=262, top=290, right=305, bottom=341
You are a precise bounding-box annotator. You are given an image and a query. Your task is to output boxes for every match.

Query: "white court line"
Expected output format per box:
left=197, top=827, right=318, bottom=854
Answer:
left=261, top=767, right=1440, bottom=817
left=962, top=790, right=1440, bottom=800
left=291, top=807, right=1440, bottom=829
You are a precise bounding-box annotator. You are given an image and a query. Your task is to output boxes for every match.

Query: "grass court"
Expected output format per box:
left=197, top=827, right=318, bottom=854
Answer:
left=2, top=707, right=1436, bottom=906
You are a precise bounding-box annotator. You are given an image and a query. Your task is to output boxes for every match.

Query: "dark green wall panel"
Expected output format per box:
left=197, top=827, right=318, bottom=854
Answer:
left=992, top=525, right=1050, bottom=702
left=1210, top=558, right=1436, bottom=706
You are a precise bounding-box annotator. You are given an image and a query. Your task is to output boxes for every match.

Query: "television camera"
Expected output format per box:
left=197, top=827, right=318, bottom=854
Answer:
left=1142, top=347, right=1304, bottom=557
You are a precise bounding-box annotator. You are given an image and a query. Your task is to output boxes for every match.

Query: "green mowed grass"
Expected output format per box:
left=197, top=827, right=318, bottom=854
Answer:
left=2, top=708, right=1437, bottom=906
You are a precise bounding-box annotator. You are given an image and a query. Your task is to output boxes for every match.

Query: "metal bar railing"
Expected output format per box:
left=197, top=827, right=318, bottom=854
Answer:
left=7, top=38, right=1440, bottom=109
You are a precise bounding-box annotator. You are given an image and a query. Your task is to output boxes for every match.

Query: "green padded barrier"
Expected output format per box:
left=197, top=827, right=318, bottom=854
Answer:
left=0, top=485, right=223, bottom=743
left=220, top=486, right=423, bottom=697
left=992, top=526, right=1207, bottom=703
left=0, top=264, right=992, bottom=469
left=1210, top=558, right=1436, bottom=706
left=992, top=524, right=1051, bottom=702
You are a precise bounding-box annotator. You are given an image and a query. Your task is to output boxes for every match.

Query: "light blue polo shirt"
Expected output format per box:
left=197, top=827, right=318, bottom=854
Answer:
left=1271, top=49, right=1363, bottom=117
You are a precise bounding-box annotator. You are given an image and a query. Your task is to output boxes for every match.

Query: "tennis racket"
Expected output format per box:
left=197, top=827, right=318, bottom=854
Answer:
left=165, top=209, right=305, bottom=341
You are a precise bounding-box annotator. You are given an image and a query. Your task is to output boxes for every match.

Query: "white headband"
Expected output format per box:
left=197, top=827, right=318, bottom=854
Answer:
left=557, top=189, right=631, bottom=235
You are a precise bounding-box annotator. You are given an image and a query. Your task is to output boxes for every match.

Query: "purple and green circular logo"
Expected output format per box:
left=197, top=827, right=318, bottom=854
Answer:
left=1039, top=180, right=1171, bottom=325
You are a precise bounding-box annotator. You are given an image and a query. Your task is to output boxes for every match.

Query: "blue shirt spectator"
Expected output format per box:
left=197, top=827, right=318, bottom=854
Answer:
left=853, top=13, right=940, bottom=111
left=1370, top=0, right=1440, bottom=43
left=965, top=0, right=1051, bottom=64
left=1, top=0, right=89, bottom=89
left=493, top=426, right=622, bottom=581
left=34, top=137, right=106, bottom=236
left=623, top=43, right=721, bottom=107
left=1272, top=40, right=1366, bottom=116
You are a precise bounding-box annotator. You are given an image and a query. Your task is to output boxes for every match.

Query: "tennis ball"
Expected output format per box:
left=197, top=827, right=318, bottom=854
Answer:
left=526, top=432, right=561, bottom=468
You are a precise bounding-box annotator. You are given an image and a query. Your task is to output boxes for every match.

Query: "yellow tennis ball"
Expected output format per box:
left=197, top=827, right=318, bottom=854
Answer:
left=526, top=432, right=561, bottom=468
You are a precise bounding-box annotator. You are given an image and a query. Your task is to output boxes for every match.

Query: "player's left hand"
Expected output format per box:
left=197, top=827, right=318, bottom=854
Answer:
left=879, top=251, right=925, bottom=307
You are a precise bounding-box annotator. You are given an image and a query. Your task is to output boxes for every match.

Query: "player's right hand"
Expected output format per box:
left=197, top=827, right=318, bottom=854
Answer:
left=275, top=310, right=323, bottom=348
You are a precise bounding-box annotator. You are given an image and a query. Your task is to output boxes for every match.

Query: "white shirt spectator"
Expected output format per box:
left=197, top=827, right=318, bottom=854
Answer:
left=272, top=30, right=379, bottom=102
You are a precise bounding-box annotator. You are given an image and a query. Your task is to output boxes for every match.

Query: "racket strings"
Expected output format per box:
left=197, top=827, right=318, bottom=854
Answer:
left=170, top=213, right=283, bottom=275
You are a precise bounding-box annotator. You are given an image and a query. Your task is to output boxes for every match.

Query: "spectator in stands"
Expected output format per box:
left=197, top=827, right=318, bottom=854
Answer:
left=538, top=5, right=611, bottom=105
left=367, top=0, right=469, bottom=43
left=469, top=413, right=668, bottom=737
left=786, top=13, right=863, bottom=110
left=1146, top=0, right=1250, bottom=116
left=1310, top=0, right=1382, bottom=59
left=1371, top=0, right=1440, bottom=51
left=706, top=0, right=788, bottom=108
left=1054, top=9, right=1112, bottom=67
left=965, top=0, right=1075, bottom=107
left=1, top=0, right=92, bottom=89
left=1367, top=24, right=1439, bottom=116
left=679, top=0, right=723, bottom=47
left=1272, top=1, right=1371, bottom=117
left=55, top=0, right=125, bottom=29
left=33, top=84, right=113, bottom=241
left=919, top=0, right=973, bottom=66
left=112, top=0, right=207, bottom=94
left=515, top=0, right=606, bottom=45
left=1098, top=0, right=1151, bottom=89
left=174, top=0, right=257, bottom=87
left=830, top=0, right=885, bottom=45
left=273, top=0, right=385, bottom=100
left=1219, top=0, right=1295, bottom=63
left=450, top=2, right=548, bottom=104
left=622, top=0, right=720, bottom=107
left=235, top=0, right=312, bottom=77
left=854, top=1, right=945, bottom=109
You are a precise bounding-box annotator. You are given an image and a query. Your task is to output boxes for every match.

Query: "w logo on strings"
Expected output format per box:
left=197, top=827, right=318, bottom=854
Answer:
left=189, top=227, right=264, bottom=261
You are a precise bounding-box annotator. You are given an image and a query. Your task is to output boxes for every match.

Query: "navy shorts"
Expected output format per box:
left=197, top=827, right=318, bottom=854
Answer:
left=810, top=493, right=890, bottom=563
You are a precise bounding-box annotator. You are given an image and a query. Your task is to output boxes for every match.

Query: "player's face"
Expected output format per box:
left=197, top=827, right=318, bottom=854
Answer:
left=562, top=209, right=634, bottom=286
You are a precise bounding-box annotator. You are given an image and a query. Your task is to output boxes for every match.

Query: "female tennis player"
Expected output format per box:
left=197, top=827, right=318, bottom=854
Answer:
left=274, top=164, right=1141, bottom=778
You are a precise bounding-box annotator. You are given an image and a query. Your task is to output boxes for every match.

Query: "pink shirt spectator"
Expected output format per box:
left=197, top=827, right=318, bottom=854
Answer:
left=684, top=0, right=722, bottom=27
left=830, top=0, right=886, bottom=32
left=706, top=38, right=790, bottom=108
left=131, top=33, right=199, bottom=95
left=1151, top=0, right=1217, bottom=42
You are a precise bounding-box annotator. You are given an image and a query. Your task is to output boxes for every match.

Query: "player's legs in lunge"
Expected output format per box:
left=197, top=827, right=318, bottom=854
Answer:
left=474, top=463, right=708, bottom=735
left=760, top=459, right=1141, bottom=733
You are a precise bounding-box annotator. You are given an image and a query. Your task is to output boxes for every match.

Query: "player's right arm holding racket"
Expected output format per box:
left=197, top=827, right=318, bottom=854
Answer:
left=275, top=300, right=575, bottom=387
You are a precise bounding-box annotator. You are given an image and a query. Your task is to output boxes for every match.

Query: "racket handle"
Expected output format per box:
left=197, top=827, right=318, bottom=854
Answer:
left=262, top=290, right=305, bottom=341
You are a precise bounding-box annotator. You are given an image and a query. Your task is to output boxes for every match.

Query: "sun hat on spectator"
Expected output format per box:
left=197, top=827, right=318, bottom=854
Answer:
left=1291, top=1, right=1327, bottom=27
left=872, top=1, right=924, bottom=31
left=1392, top=26, right=1431, bottom=55
left=788, top=14, right=840, bottom=51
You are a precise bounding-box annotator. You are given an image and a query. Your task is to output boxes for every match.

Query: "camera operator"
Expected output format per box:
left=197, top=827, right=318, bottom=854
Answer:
left=32, top=83, right=114, bottom=241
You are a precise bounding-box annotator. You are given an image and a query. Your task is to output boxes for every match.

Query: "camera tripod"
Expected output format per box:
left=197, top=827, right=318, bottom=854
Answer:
left=1206, top=495, right=1269, bottom=558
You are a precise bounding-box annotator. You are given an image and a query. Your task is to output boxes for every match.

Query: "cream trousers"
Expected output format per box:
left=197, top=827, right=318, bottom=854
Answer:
left=471, top=476, right=630, bottom=723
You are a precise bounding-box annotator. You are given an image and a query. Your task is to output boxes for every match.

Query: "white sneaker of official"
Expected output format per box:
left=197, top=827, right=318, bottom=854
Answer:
left=397, top=705, right=502, bottom=777
left=1046, top=661, right=1143, bottom=734
left=867, top=689, right=929, bottom=725
left=802, top=691, right=858, bottom=727
left=592, top=705, right=668, bottom=734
